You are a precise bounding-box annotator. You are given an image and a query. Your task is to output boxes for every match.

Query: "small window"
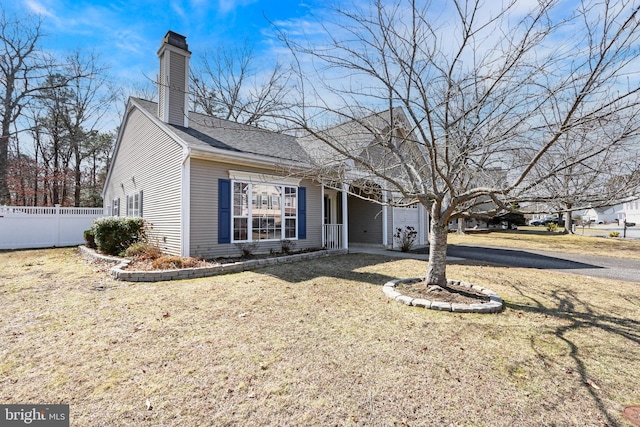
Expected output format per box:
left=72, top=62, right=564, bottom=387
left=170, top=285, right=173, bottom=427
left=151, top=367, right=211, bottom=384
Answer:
left=112, top=198, right=120, bottom=216
left=126, top=191, right=143, bottom=217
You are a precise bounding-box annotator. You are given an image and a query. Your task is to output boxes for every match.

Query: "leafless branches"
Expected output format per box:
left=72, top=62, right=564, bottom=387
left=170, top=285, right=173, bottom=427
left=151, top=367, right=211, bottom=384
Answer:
left=190, top=43, right=293, bottom=128
left=277, top=0, right=640, bottom=284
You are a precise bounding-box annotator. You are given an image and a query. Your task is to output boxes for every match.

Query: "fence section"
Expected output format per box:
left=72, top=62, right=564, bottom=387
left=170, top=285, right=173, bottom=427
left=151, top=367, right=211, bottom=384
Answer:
left=0, top=205, right=105, bottom=250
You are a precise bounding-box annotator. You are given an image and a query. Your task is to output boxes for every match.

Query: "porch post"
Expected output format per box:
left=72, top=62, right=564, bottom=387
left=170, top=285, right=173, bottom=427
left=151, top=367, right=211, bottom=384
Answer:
left=382, top=192, right=389, bottom=247
left=418, top=203, right=426, bottom=245
left=321, top=185, right=325, bottom=248
left=342, top=183, right=349, bottom=250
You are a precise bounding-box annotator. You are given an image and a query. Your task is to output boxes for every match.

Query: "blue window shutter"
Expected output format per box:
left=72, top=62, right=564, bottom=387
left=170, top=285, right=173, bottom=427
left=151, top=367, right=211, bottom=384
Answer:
left=298, top=187, right=306, bottom=239
left=218, top=179, right=231, bottom=244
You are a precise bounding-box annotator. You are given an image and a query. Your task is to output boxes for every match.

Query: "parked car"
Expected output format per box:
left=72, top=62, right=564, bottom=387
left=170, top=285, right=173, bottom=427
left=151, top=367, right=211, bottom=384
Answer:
left=528, top=216, right=558, bottom=226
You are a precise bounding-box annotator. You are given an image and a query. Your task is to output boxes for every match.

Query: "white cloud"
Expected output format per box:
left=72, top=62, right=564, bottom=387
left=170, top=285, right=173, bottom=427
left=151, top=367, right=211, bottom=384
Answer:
left=171, top=1, right=187, bottom=19
left=24, top=0, right=55, bottom=18
left=217, top=0, right=258, bottom=15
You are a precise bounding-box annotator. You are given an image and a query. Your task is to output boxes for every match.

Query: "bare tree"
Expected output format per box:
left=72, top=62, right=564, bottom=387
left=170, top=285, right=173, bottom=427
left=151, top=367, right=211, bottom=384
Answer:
left=81, top=130, right=114, bottom=207
left=34, top=73, right=74, bottom=206
left=0, top=8, right=55, bottom=204
left=59, top=50, right=115, bottom=206
left=190, top=43, right=292, bottom=127
left=527, top=118, right=640, bottom=232
left=278, top=0, right=640, bottom=286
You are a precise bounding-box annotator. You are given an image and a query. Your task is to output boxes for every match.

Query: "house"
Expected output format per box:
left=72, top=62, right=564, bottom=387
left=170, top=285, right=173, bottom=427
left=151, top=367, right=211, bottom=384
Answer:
left=576, top=205, right=625, bottom=224
left=622, top=200, right=640, bottom=224
left=102, top=31, right=429, bottom=258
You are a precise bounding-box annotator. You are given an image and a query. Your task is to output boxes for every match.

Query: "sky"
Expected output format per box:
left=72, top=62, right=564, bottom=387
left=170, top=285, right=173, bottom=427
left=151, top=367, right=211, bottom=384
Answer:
left=3, top=0, right=324, bottom=130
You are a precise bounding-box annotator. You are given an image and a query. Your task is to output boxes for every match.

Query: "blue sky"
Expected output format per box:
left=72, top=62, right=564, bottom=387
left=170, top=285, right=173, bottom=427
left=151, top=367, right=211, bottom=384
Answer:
left=4, top=0, right=320, bottom=98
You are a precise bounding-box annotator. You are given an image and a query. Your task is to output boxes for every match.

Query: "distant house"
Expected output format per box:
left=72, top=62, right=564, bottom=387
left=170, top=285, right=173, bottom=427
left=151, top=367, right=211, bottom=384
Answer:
left=622, top=200, right=640, bottom=224
left=577, top=205, right=625, bottom=224
left=102, top=31, right=429, bottom=258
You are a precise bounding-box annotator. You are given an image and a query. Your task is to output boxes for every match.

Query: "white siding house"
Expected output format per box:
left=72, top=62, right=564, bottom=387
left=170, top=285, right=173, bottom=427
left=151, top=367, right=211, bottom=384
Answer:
left=102, top=31, right=429, bottom=258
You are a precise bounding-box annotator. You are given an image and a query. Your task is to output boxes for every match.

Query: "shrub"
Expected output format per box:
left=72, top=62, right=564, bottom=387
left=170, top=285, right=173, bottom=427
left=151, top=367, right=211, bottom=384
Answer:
left=235, top=242, right=258, bottom=258
left=151, top=255, right=200, bottom=270
left=91, top=216, right=146, bottom=256
left=280, top=239, right=296, bottom=254
left=394, top=226, right=418, bottom=252
left=546, top=222, right=559, bottom=232
left=83, top=229, right=97, bottom=249
left=124, top=242, right=163, bottom=260
left=609, top=231, right=620, bottom=238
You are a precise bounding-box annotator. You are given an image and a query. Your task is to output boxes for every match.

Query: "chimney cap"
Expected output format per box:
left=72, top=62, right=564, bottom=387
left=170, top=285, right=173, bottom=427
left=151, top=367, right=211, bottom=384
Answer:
left=162, top=31, right=189, bottom=51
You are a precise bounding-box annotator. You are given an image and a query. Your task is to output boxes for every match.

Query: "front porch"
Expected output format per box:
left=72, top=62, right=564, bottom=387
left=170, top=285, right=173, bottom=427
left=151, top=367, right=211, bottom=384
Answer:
left=320, top=185, right=429, bottom=250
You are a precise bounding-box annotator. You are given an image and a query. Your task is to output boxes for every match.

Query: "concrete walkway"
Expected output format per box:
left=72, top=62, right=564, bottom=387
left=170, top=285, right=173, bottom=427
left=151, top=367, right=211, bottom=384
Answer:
left=348, top=246, right=463, bottom=261
left=348, top=246, right=427, bottom=259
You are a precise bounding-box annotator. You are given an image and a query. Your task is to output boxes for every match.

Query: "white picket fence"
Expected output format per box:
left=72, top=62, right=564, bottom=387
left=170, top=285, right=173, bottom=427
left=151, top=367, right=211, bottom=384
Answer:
left=0, top=205, right=105, bottom=250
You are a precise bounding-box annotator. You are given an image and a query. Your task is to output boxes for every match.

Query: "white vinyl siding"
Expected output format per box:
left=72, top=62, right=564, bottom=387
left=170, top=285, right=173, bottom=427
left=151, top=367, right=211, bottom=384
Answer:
left=102, top=108, right=183, bottom=255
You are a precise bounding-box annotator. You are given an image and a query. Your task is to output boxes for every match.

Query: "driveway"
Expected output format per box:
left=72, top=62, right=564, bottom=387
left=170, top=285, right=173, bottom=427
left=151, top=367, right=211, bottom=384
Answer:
left=445, top=245, right=640, bottom=283
left=353, top=244, right=640, bottom=282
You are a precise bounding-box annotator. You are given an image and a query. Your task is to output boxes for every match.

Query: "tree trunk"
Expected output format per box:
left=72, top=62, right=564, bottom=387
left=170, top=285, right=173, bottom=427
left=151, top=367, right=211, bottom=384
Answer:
left=0, top=119, right=11, bottom=204
left=564, top=204, right=573, bottom=234
left=74, top=143, right=81, bottom=207
left=426, top=217, right=448, bottom=286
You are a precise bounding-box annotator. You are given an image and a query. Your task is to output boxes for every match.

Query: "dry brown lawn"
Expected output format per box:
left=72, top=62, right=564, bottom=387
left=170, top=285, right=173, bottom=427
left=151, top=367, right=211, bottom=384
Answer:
left=1, top=246, right=639, bottom=426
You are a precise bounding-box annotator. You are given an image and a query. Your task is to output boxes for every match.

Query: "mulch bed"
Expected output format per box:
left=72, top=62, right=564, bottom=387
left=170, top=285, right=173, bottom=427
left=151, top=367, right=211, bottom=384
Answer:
left=396, top=280, right=491, bottom=305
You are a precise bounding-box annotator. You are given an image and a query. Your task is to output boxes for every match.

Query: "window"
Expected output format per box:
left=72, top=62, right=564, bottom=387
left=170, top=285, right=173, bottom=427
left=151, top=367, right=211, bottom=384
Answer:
left=232, top=181, right=297, bottom=242
left=126, top=191, right=143, bottom=217
left=233, top=182, right=249, bottom=241
left=112, top=198, right=120, bottom=216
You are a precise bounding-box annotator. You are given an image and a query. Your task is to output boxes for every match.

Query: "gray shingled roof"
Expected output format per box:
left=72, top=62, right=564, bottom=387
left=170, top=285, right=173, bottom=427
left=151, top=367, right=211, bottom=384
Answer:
left=133, top=98, right=311, bottom=163
left=296, top=108, right=411, bottom=167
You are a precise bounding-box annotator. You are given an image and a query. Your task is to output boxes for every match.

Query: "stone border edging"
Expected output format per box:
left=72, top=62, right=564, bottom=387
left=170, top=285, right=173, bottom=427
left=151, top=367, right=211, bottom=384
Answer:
left=383, top=277, right=503, bottom=313
left=78, top=246, right=348, bottom=282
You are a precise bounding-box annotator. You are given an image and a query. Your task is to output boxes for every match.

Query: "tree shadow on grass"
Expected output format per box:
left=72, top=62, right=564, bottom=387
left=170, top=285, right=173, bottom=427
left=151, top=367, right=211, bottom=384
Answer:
left=255, top=252, right=416, bottom=286
left=506, top=283, right=640, bottom=426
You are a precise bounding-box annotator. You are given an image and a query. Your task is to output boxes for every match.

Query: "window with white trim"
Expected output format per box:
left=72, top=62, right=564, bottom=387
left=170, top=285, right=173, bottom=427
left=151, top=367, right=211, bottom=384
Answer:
left=232, top=181, right=297, bottom=242
left=126, top=191, right=143, bottom=217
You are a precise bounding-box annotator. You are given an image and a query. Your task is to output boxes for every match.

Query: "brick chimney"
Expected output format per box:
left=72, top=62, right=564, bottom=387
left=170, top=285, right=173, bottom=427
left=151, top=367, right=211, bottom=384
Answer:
left=157, top=31, right=191, bottom=127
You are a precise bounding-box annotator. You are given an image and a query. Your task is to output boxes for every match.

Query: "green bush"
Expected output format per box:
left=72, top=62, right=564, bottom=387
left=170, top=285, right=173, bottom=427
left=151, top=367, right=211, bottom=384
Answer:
left=91, top=217, right=146, bottom=256
left=83, top=229, right=97, bottom=249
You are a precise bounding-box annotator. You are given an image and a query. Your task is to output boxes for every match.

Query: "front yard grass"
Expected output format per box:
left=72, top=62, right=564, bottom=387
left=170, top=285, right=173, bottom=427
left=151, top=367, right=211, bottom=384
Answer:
left=1, top=247, right=639, bottom=426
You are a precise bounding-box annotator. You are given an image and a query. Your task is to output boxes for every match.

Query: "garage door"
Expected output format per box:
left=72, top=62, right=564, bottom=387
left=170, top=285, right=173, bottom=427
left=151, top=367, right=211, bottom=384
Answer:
left=392, top=205, right=421, bottom=249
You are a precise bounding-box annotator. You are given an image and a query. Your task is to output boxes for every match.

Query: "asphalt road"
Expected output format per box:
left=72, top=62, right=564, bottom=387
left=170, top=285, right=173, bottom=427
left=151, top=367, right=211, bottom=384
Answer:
left=442, top=245, right=640, bottom=283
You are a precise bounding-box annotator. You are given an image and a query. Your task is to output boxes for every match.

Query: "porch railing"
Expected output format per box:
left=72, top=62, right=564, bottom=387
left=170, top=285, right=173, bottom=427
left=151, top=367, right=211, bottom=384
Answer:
left=323, top=223, right=343, bottom=249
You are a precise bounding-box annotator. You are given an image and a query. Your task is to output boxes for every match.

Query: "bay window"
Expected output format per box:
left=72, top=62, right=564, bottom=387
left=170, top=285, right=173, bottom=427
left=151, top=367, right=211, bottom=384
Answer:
left=232, top=181, right=297, bottom=242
